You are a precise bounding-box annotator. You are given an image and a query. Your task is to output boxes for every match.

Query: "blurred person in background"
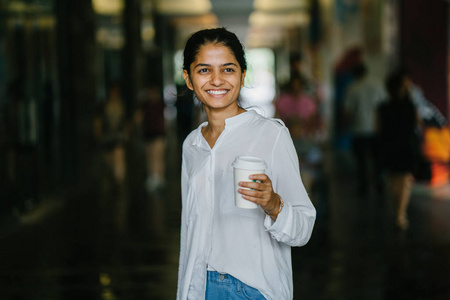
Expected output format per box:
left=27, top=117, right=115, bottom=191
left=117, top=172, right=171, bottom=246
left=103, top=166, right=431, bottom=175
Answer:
left=289, top=52, right=314, bottom=95
left=398, top=68, right=448, bottom=183
left=177, top=27, right=315, bottom=299
left=333, top=47, right=363, bottom=148
left=94, top=82, right=127, bottom=185
left=343, top=63, right=386, bottom=196
left=399, top=68, right=447, bottom=128
left=376, top=70, right=421, bottom=230
left=134, top=82, right=166, bottom=193
left=275, top=72, right=319, bottom=142
left=274, top=72, right=323, bottom=195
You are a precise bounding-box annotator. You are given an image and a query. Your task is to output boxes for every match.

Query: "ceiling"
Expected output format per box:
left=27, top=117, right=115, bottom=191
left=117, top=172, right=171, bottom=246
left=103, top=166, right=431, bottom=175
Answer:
left=210, top=0, right=254, bottom=44
left=91, top=0, right=311, bottom=48
left=210, top=0, right=310, bottom=48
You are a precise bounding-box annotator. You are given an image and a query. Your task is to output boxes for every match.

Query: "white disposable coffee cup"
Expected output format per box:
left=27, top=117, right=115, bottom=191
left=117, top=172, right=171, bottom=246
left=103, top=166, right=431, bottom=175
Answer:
left=232, top=156, right=267, bottom=209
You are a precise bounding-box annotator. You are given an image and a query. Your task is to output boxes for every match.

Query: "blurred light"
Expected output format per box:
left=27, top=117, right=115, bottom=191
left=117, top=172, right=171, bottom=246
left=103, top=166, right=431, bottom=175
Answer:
left=171, top=13, right=218, bottom=49
left=240, top=48, right=276, bottom=118
left=101, top=288, right=116, bottom=300
left=253, top=0, right=309, bottom=12
left=171, top=13, right=218, bottom=28
left=320, top=0, right=333, bottom=9
left=99, top=273, right=111, bottom=286
left=155, top=0, right=212, bottom=15
left=249, top=10, right=310, bottom=28
left=6, top=1, right=27, bottom=12
left=5, top=1, right=49, bottom=13
left=92, top=0, right=124, bottom=15
left=37, top=15, right=56, bottom=28
left=141, top=22, right=155, bottom=41
left=246, top=26, right=286, bottom=48
left=96, top=27, right=125, bottom=49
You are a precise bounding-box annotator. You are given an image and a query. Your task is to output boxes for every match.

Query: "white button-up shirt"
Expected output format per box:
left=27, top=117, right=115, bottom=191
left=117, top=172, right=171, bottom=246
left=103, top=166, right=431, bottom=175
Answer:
left=177, top=110, right=316, bottom=300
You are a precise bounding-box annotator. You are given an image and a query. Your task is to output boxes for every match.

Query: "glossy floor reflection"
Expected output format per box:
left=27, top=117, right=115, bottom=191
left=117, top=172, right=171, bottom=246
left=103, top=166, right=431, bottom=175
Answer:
left=1, top=135, right=450, bottom=300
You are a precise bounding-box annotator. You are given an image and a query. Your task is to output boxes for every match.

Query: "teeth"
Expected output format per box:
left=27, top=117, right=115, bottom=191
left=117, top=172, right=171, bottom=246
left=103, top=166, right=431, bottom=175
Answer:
left=207, top=90, right=227, bottom=95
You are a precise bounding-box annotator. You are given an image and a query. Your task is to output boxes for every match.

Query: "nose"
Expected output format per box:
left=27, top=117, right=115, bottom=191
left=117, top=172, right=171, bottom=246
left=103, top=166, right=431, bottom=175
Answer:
left=210, top=70, right=224, bottom=86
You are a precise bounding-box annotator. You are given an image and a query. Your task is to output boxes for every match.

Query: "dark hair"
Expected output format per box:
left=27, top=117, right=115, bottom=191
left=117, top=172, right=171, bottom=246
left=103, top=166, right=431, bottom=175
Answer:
left=183, top=27, right=247, bottom=75
left=385, top=71, right=406, bottom=98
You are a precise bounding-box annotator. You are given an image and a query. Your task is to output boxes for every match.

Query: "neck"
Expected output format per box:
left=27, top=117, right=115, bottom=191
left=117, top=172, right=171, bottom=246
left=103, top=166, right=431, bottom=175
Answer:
left=205, top=106, right=244, bottom=131
left=202, top=106, right=245, bottom=148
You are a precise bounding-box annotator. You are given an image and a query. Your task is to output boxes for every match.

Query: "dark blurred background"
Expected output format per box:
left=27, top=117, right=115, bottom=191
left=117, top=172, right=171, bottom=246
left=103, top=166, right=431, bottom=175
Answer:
left=1, top=0, right=450, bottom=299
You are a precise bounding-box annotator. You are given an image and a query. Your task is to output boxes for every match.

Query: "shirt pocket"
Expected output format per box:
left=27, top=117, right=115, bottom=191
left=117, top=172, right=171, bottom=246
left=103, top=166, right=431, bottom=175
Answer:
left=220, top=170, right=261, bottom=219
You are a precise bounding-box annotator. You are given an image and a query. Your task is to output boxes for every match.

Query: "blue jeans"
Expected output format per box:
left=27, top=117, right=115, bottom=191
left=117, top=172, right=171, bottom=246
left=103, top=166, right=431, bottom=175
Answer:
left=205, top=271, right=266, bottom=299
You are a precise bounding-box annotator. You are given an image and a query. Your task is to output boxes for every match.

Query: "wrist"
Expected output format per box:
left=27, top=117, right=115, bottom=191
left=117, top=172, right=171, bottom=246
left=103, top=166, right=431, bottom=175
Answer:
left=264, top=193, right=284, bottom=217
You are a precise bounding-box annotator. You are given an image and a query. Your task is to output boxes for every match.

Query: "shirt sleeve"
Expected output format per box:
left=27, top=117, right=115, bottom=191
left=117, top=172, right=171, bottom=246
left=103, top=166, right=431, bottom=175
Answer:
left=176, top=152, right=188, bottom=299
left=264, top=126, right=316, bottom=247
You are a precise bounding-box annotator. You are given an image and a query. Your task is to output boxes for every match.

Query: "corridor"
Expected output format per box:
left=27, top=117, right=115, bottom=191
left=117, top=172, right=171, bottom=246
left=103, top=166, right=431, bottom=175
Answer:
left=1, top=0, right=450, bottom=298
left=1, top=121, right=450, bottom=300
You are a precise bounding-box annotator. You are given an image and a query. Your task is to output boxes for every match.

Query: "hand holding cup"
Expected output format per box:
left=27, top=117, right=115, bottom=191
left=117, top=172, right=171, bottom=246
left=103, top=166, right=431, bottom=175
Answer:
left=238, top=173, right=280, bottom=215
left=232, top=156, right=279, bottom=214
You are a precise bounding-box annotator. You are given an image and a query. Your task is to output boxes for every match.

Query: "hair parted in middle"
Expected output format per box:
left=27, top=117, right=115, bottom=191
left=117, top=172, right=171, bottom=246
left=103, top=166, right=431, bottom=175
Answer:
left=183, top=27, right=247, bottom=75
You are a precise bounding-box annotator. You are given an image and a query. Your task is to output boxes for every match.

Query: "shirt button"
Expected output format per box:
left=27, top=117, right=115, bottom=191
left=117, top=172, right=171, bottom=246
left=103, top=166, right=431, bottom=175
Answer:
left=219, top=274, right=225, bottom=280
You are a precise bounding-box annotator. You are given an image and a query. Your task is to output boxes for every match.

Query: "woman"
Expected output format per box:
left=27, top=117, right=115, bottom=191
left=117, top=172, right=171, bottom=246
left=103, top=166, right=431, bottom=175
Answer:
left=275, top=72, right=318, bottom=139
left=377, top=71, right=420, bottom=230
left=177, top=28, right=316, bottom=299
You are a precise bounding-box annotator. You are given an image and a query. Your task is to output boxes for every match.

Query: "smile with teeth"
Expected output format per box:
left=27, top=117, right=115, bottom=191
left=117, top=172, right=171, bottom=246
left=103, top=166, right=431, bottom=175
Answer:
left=207, top=89, right=228, bottom=95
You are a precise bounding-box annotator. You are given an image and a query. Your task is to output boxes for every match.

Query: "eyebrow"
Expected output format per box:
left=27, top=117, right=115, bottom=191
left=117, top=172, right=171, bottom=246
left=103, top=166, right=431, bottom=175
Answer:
left=193, top=62, right=238, bottom=69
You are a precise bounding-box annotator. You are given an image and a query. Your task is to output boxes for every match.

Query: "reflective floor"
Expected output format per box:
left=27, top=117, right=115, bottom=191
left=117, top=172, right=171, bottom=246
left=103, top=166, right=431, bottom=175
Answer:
left=1, top=128, right=450, bottom=300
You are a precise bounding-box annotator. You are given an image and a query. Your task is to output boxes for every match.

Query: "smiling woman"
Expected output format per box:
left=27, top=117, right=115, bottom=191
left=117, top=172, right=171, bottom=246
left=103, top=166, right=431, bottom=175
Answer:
left=177, top=28, right=316, bottom=300
left=183, top=44, right=245, bottom=119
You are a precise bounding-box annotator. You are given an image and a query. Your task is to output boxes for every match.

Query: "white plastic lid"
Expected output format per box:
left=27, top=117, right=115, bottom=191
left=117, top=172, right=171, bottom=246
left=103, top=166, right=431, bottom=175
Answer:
left=232, top=156, right=267, bottom=170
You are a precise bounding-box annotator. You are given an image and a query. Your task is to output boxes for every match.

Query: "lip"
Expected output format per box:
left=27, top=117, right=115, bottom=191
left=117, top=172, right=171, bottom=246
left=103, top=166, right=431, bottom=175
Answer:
left=206, top=89, right=229, bottom=95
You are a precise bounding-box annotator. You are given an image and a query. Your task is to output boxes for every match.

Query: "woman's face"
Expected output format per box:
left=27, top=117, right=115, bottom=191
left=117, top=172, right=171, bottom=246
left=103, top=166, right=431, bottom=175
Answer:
left=184, top=43, right=246, bottom=113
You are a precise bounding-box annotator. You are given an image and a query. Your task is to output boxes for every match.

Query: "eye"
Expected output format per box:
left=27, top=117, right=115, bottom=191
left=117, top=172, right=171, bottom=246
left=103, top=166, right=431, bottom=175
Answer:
left=198, top=68, right=209, bottom=74
left=224, top=68, right=235, bottom=73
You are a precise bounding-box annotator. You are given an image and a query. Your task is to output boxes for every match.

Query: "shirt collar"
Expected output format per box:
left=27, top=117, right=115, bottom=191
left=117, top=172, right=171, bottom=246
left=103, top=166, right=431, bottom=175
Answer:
left=191, top=110, right=257, bottom=148
left=225, top=109, right=256, bottom=128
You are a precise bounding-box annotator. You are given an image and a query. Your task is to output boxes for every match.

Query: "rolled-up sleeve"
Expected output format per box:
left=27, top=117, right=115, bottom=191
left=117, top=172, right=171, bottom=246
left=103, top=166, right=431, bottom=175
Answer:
left=264, top=126, right=316, bottom=247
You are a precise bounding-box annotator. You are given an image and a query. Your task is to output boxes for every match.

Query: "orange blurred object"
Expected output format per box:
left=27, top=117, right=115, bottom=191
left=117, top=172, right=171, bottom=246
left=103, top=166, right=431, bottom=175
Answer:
left=422, top=127, right=450, bottom=186
left=422, top=127, right=450, bottom=163
left=430, top=163, right=450, bottom=186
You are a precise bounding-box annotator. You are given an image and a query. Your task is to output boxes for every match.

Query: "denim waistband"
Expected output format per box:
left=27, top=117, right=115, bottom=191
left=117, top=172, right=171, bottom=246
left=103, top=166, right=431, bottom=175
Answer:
left=207, top=270, right=237, bottom=285
left=206, top=271, right=266, bottom=299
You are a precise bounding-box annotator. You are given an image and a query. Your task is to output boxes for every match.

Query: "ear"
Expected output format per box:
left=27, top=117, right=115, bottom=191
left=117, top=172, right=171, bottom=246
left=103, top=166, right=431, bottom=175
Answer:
left=240, top=70, right=246, bottom=88
left=183, top=70, right=194, bottom=91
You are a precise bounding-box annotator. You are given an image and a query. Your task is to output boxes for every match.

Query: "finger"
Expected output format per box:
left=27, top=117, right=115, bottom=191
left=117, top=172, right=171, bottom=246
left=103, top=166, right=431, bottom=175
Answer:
left=239, top=188, right=273, bottom=206
left=248, top=174, right=268, bottom=182
left=241, top=192, right=273, bottom=207
left=238, top=188, right=262, bottom=198
left=239, top=181, right=262, bottom=191
left=239, top=192, right=261, bottom=204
